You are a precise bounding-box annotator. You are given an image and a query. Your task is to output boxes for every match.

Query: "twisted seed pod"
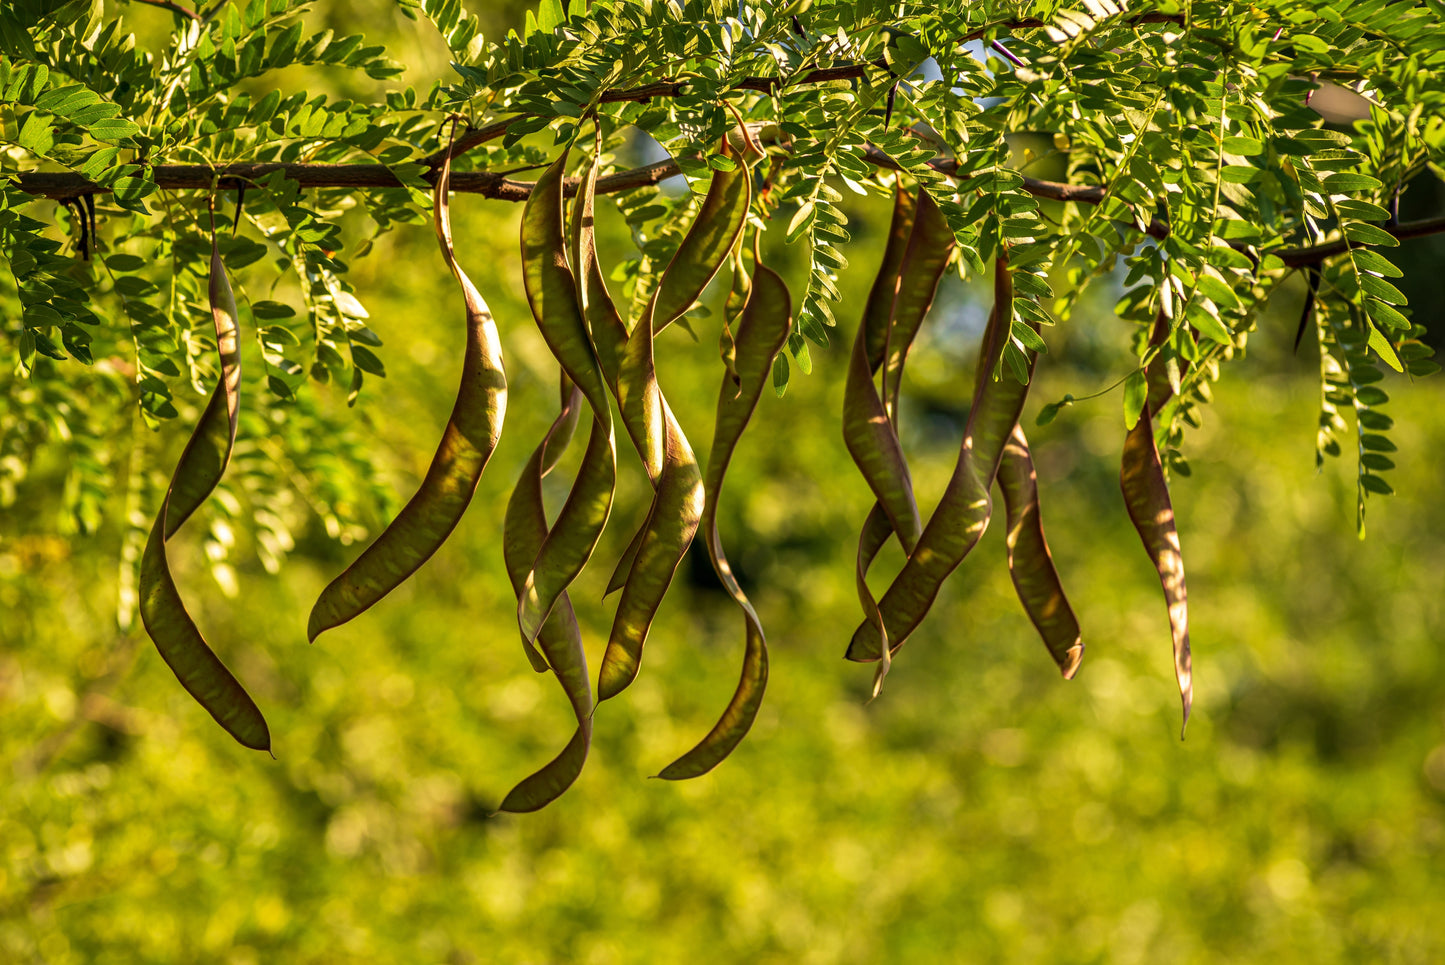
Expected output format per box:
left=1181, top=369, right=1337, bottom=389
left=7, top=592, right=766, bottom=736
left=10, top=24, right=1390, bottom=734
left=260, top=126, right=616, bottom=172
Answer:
left=308, top=142, right=506, bottom=641
left=847, top=255, right=1032, bottom=663
left=843, top=187, right=955, bottom=689
left=658, top=239, right=792, bottom=780
left=596, top=118, right=760, bottom=702
left=140, top=232, right=269, bottom=751
left=997, top=425, right=1084, bottom=678
left=717, top=238, right=750, bottom=388
left=648, top=121, right=757, bottom=337
left=1122, top=313, right=1192, bottom=735
left=516, top=148, right=617, bottom=648
left=843, top=189, right=924, bottom=558
left=498, top=375, right=594, bottom=812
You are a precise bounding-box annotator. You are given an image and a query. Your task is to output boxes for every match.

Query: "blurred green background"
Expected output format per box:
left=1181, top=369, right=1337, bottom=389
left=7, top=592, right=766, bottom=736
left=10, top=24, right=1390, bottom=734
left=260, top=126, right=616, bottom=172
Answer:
left=3, top=3, right=1444, bottom=963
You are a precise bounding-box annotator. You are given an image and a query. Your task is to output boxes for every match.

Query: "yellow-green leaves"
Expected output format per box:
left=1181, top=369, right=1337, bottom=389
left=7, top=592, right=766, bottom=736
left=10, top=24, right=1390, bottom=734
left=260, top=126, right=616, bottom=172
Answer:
left=307, top=141, right=507, bottom=641
left=140, top=232, right=269, bottom=752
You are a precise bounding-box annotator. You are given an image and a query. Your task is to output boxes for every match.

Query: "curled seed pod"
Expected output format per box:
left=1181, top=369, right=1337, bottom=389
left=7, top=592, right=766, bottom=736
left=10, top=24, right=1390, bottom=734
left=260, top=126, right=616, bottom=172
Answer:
left=843, top=215, right=922, bottom=555
left=847, top=256, right=1032, bottom=663
left=853, top=504, right=896, bottom=691
left=844, top=187, right=956, bottom=687
left=1122, top=313, right=1192, bottom=735
left=650, top=118, right=762, bottom=336
left=517, top=148, right=617, bottom=646
left=861, top=187, right=918, bottom=372
left=594, top=117, right=759, bottom=701
left=498, top=376, right=594, bottom=811
left=879, top=190, right=955, bottom=416
left=567, top=144, right=663, bottom=603
left=512, top=375, right=584, bottom=674
left=718, top=239, right=750, bottom=389
left=597, top=380, right=704, bottom=701
left=998, top=425, right=1084, bottom=678
left=308, top=139, right=507, bottom=641
left=658, top=239, right=792, bottom=780
left=140, top=231, right=269, bottom=752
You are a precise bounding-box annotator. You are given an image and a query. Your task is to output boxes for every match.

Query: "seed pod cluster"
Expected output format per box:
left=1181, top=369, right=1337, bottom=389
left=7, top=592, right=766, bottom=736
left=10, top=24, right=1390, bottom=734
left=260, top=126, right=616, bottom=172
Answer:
left=139, top=124, right=1202, bottom=803
left=842, top=204, right=1084, bottom=694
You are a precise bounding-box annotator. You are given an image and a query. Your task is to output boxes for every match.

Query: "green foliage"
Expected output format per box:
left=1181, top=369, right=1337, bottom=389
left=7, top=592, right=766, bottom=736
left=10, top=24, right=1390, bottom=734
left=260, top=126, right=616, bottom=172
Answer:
left=3, top=0, right=1445, bottom=801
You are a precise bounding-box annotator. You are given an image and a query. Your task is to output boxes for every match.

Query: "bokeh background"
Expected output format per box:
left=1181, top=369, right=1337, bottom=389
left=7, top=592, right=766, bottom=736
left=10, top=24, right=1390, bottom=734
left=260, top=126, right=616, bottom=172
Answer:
left=3, top=3, right=1444, bottom=962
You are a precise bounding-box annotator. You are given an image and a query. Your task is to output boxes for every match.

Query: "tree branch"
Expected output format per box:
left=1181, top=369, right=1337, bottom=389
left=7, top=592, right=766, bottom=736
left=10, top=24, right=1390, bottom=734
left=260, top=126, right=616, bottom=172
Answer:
left=1274, top=216, right=1445, bottom=267
left=124, top=0, right=201, bottom=20
left=10, top=156, right=690, bottom=203
left=15, top=158, right=1445, bottom=260
left=421, top=12, right=1190, bottom=170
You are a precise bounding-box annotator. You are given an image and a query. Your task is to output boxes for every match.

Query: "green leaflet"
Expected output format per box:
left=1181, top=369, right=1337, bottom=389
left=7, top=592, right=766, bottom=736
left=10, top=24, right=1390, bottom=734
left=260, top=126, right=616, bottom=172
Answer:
left=517, top=148, right=617, bottom=647
left=1121, top=315, right=1192, bottom=736
left=498, top=377, right=594, bottom=812
left=308, top=143, right=507, bottom=641
left=847, top=257, right=1032, bottom=663
left=139, top=233, right=269, bottom=752
left=658, top=242, right=792, bottom=780
left=595, top=119, right=758, bottom=702
left=997, top=425, right=1084, bottom=678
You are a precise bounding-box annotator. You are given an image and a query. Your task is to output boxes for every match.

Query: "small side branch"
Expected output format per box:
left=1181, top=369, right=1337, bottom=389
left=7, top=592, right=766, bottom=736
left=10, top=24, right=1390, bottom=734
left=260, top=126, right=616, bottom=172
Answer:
left=1275, top=216, right=1445, bottom=267
left=125, top=0, right=201, bottom=20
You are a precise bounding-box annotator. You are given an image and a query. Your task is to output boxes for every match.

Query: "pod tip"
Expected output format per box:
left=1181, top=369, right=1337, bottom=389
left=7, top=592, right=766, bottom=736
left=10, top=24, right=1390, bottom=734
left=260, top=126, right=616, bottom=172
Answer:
left=1060, top=640, right=1085, bottom=680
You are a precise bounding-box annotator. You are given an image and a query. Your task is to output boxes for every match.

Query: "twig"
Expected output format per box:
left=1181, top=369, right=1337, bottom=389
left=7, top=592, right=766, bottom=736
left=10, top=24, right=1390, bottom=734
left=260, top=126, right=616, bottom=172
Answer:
left=125, top=0, right=200, bottom=20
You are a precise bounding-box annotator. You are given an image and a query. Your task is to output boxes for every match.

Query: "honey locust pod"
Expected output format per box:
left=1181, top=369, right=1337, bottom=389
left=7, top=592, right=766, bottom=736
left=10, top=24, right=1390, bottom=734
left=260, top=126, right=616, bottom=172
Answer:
left=307, top=135, right=507, bottom=642
left=139, top=229, right=270, bottom=753
left=846, top=255, right=1031, bottom=664
left=1121, top=313, right=1193, bottom=736
left=659, top=232, right=792, bottom=780
left=596, top=114, right=758, bottom=703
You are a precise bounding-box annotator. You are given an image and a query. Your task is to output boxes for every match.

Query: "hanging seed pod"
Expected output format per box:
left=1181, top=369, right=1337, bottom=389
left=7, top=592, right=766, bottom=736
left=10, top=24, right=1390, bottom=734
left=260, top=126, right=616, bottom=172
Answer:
left=516, top=148, right=617, bottom=648
left=843, top=185, right=952, bottom=693
left=1122, top=313, right=1193, bottom=735
left=140, top=230, right=269, bottom=752
left=847, top=255, right=1031, bottom=663
left=498, top=374, right=594, bottom=812
left=997, top=425, right=1084, bottom=678
left=308, top=137, right=507, bottom=641
left=659, top=235, right=792, bottom=779
left=843, top=189, right=924, bottom=559
left=596, top=116, right=761, bottom=702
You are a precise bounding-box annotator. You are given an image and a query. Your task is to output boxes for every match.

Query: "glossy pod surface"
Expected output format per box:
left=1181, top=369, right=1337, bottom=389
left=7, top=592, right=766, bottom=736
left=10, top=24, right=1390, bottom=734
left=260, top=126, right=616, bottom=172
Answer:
left=498, top=378, right=594, bottom=812
left=307, top=147, right=506, bottom=641
left=595, top=120, right=759, bottom=702
left=140, top=234, right=270, bottom=752
left=1122, top=315, right=1193, bottom=734
left=998, top=424, right=1084, bottom=678
left=659, top=247, right=792, bottom=780
left=847, top=257, right=1033, bottom=662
